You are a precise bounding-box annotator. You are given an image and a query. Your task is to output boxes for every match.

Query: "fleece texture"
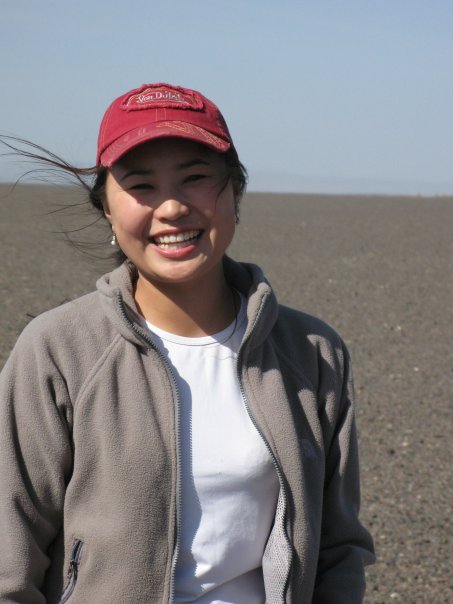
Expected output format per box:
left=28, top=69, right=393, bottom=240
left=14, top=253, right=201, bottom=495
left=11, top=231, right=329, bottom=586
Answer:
left=0, top=257, right=374, bottom=603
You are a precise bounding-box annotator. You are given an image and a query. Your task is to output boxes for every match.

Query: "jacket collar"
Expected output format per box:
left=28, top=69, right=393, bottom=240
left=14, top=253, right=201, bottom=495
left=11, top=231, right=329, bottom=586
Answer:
left=96, top=257, right=278, bottom=350
left=223, top=256, right=278, bottom=350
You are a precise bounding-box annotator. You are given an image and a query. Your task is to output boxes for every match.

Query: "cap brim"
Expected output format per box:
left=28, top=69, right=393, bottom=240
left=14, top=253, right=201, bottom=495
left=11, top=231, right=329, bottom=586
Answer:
left=99, top=120, right=231, bottom=167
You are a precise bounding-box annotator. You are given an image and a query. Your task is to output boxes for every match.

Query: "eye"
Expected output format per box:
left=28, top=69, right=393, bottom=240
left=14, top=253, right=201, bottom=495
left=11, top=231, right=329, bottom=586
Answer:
left=184, top=173, right=208, bottom=184
left=129, top=183, right=154, bottom=191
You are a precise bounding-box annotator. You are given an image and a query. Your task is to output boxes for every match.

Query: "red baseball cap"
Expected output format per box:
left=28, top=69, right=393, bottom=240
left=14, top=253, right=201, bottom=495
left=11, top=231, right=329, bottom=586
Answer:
left=97, top=82, right=234, bottom=167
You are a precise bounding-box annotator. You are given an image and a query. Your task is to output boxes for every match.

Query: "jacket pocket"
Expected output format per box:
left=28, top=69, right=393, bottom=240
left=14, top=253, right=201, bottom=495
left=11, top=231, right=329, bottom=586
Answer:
left=57, top=538, right=84, bottom=604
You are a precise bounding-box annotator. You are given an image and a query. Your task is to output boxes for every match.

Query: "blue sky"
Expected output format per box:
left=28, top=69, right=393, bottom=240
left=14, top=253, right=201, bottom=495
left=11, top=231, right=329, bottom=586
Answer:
left=1, top=0, right=452, bottom=194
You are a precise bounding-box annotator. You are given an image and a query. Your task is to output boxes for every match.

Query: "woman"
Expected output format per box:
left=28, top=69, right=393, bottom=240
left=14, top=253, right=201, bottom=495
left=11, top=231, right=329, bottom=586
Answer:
left=0, top=82, right=374, bottom=603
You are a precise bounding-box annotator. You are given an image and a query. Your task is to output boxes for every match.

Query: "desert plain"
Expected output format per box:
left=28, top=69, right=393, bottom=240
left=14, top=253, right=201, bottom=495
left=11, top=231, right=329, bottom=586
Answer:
left=0, top=184, right=452, bottom=603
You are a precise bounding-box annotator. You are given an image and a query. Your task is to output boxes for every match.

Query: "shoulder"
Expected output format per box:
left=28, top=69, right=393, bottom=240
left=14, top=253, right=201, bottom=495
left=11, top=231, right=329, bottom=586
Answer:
left=275, top=304, right=344, bottom=350
left=271, top=304, right=350, bottom=388
left=19, top=290, right=105, bottom=343
left=8, top=289, right=119, bottom=373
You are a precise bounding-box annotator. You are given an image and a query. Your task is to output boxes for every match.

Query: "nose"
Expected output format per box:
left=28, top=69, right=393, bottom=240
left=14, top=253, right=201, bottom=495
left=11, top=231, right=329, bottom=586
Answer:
left=152, top=195, right=190, bottom=221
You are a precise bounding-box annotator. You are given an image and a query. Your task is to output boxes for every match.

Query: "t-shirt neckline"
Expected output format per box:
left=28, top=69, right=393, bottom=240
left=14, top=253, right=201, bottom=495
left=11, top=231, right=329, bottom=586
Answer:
left=145, top=292, right=246, bottom=347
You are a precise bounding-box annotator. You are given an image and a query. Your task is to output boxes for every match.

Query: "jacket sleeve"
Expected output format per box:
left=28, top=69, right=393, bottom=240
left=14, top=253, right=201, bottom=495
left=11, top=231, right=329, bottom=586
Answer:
left=313, top=340, right=375, bottom=604
left=0, top=324, right=73, bottom=603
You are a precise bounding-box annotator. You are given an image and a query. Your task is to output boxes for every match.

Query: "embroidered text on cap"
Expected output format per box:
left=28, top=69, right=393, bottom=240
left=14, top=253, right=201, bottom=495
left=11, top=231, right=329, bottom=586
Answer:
left=121, top=84, right=203, bottom=112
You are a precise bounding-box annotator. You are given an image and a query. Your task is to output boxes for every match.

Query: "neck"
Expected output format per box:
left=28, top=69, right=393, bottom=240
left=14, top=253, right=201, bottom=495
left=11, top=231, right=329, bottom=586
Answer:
left=134, top=268, right=237, bottom=337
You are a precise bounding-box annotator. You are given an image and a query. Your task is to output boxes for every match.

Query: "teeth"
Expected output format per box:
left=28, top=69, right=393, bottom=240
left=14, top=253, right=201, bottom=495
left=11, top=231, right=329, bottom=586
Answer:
left=154, top=230, right=200, bottom=245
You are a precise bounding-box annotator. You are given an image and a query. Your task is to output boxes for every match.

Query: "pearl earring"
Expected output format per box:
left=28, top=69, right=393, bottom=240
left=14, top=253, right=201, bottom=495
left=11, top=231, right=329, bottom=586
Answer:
left=111, top=228, right=117, bottom=246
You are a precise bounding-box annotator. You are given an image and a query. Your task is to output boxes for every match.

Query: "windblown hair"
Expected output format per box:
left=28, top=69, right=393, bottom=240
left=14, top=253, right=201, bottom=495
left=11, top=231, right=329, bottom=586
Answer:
left=0, top=135, right=248, bottom=265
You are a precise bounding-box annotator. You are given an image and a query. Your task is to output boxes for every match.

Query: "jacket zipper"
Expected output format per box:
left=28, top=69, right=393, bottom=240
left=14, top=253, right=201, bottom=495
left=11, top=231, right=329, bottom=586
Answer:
left=235, top=300, right=291, bottom=603
left=58, top=539, right=84, bottom=604
left=115, top=291, right=289, bottom=601
left=114, top=293, right=183, bottom=604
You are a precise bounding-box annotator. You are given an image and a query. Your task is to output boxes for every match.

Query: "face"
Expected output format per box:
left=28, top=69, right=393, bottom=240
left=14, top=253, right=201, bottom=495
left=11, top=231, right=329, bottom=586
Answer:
left=103, top=138, right=237, bottom=290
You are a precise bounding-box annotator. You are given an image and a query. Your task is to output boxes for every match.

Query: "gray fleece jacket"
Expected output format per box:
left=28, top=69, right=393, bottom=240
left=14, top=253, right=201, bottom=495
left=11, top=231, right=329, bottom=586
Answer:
left=0, top=257, right=375, bottom=603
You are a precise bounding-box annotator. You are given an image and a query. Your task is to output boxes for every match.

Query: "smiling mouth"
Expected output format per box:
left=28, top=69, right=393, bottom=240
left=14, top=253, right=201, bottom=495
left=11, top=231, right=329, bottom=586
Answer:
left=152, top=229, right=202, bottom=250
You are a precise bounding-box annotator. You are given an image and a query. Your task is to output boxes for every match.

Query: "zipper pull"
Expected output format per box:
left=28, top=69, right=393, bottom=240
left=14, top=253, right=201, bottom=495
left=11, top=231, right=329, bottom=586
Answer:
left=68, top=559, right=78, bottom=580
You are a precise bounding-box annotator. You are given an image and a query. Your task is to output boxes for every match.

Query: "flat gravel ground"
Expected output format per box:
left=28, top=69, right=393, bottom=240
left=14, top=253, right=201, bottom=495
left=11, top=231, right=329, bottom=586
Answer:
left=1, top=185, right=452, bottom=603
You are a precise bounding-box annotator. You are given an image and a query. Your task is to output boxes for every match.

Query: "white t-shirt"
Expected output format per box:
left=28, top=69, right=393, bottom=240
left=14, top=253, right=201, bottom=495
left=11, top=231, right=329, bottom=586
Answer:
left=146, top=296, right=279, bottom=603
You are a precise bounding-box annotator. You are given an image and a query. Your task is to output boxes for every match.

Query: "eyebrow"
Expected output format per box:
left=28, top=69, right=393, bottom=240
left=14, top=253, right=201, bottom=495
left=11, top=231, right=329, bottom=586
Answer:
left=119, top=158, right=211, bottom=182
left=177, top=158, right=211, bottom=170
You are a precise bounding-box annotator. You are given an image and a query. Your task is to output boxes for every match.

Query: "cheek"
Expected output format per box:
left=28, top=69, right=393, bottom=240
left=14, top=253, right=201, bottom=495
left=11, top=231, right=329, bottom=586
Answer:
left=211, top=191, right=237, bottom=242
left=211, top=181, right=235, bottom=214
left=219, top=188, right=237, bottom=223
left=109, top=198, right=150, bottom=236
